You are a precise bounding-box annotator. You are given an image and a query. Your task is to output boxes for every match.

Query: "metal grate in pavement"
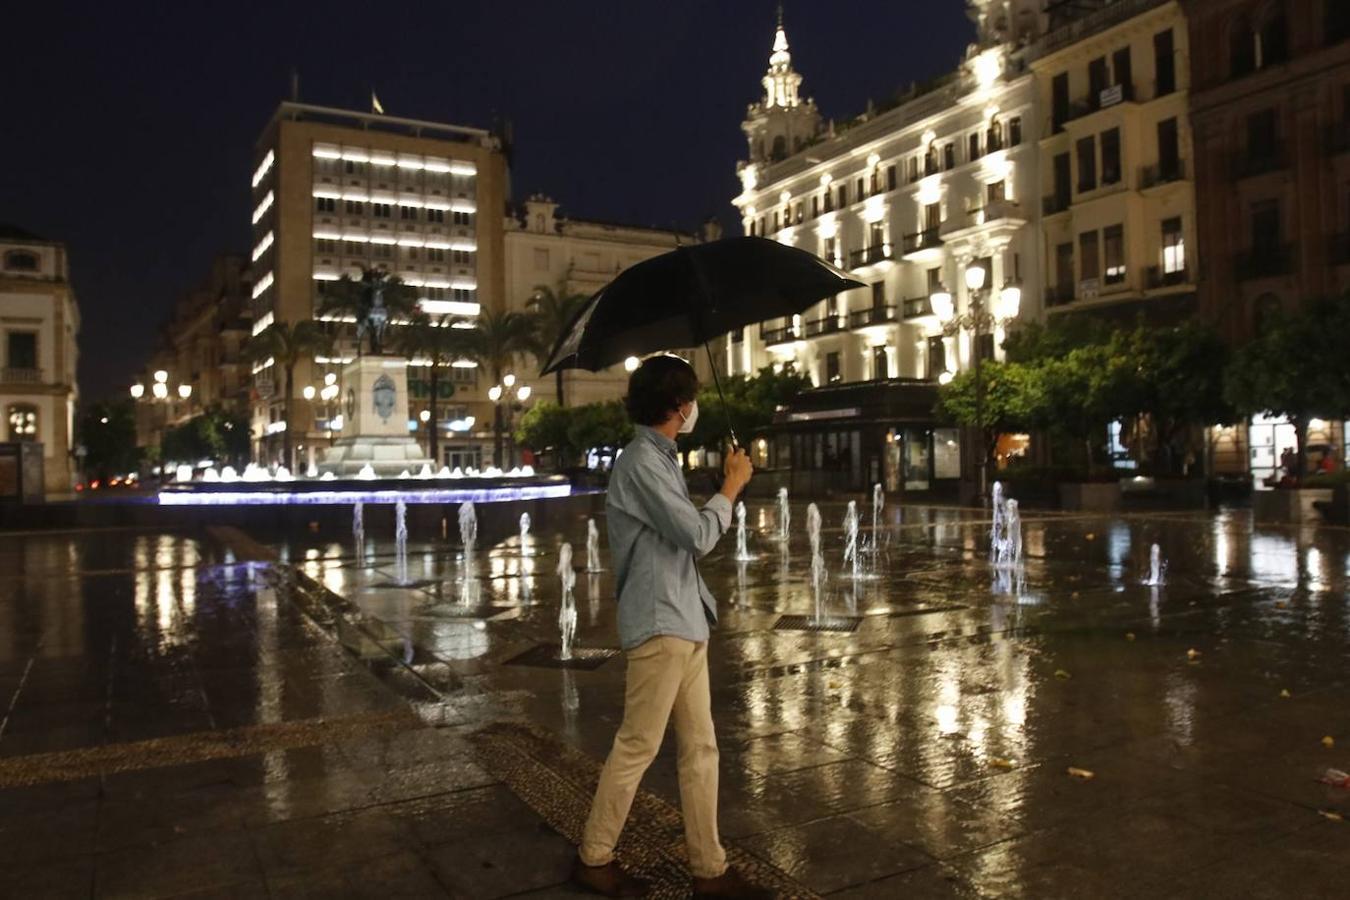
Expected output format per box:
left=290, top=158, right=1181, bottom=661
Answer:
left=502, top=643, right=620, bottom=670
left=773, top=614, right=863, bottom=633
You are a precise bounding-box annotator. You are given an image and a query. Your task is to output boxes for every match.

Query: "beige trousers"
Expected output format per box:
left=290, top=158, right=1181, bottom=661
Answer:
left=579, top=635, right=728, bottom=879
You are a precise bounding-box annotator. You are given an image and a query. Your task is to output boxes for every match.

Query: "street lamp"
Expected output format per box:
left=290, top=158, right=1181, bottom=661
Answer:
left=488, top=377, right=533, bottom=468
left=624, top=356, right=640, bottom=373
left=129, top=383, right=145, bottom=399
left=152, top=382, right=169, bottom=400
left=302, top=385, right=316, bottom=401
left=931, top=262, right=1022, bottom=505
left=177, top=384, right=192, bottom=400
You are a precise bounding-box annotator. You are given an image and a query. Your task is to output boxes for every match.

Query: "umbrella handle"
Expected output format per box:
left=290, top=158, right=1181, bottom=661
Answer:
left=703, top=340, right=739, bottom=450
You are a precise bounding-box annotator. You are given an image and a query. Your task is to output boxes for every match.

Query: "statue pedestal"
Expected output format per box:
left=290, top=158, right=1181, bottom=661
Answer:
left=320, top=357, right=434, bottom=476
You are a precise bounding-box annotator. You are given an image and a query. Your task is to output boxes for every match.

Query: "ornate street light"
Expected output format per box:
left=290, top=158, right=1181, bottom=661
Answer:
left=152, top=382, right=169, bottom=400
left=129, top=384, right=145, bottom=399
left=177, top=384, right=192, bottom=400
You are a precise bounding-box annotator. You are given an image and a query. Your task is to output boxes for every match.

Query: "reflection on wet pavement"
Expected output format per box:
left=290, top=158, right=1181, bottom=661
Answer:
left=2, top=504, right=1349, bottom=897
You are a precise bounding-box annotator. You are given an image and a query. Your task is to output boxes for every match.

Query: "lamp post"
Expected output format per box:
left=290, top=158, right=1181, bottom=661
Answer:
left=930, top=263, right=1022, bottom=504
left=129, top=370, right=193, bottom=459
left=488, top=378, right=532, bottom=469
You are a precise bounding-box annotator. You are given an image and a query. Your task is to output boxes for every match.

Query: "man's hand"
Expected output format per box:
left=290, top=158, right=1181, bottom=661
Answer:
left=719, top=447, right=753, bottom=502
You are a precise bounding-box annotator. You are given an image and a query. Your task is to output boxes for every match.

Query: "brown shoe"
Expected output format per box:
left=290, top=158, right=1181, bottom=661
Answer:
left=693, top=866, right=776, bottom=899
left=572, top=856, right=651, bottom=898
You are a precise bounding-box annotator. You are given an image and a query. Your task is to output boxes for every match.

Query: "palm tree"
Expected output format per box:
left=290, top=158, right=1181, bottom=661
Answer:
left=524, top=280, right=589, bottom=405
left=317, top=267, right=419, bottom=356
left=396, top=313, right=473, bottom=465
left=461, top=308, right=535, bottom=464
left=243, top=321, right=331, bottom=469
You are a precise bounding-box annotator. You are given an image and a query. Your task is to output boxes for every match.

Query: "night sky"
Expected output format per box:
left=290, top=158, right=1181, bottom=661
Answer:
left=3, top=1, right=973, bottom=399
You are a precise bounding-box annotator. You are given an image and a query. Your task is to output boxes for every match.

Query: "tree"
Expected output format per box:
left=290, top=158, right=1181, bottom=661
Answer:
left=243, top=321, right=331, bottom=468
left=459, top=307, right=536, bottom=464
left=396, top=313, right=472, bottom=464
left=686, top=366, right=812, bottom=453
left=77, top=400, right=140, bottom=481
left=936, top=360, right=1042, bottom=471
left=316, top=267, right=419, bottom=356
left=160, top=408, right=249, bottom=468
left=1225, top=296, right=1350, bottom=485
left=523, top=279, right=589, bottom=405
left=514, top=400, right=577, bottom=471
left=566, top=400, right=633, bottom=459
left=1112, top=323, right=1234, bottom=476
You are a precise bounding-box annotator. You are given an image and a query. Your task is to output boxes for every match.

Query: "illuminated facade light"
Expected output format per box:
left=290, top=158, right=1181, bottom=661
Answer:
left=624, top=356, right=640, bottom=372
left=251, top=191, right=274, bottom=224
left=449, top=200, right=477, bottom=213
left=451, top=360, right=478, bottom=368
left=251, top=311, right=275, bottom=336
left=340, top=149, right=371, bottom=163
left=448, top=162, right=477, bottom=176
left=251, top=230, right=274, bottom=262
left=250, top=356, right=275, bottom=374
left=251, top=149, right=275, bottom=188
left=311, top=272, right=342, bottom=282
left=251, top=270, right=274, bottom=299
left=312, top=146, right=342, bottom=160
left=421, top=299, right=481, bottom=317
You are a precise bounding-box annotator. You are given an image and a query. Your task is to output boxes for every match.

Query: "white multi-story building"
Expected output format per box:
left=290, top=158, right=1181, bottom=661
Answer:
left=0, top=227, right=79, bottom=495
left=504, top=195, right=704, bottom=409
left=730, top=4, right=1042, bottom=493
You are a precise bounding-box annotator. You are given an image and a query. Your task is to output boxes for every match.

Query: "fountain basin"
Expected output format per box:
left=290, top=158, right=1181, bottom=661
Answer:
left=157, top=473, right=569, bottom=505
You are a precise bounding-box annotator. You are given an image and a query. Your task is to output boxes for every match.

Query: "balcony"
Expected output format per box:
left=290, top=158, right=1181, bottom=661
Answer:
left=760, top=324, right=797, bottom=346
left=1140, top=160, right=1186, bottom=189
left=1, top=367, right=41, bottom=384
left=903, top=296, right=933, bottom=319
left=901, top=228, right=943, bottom=258
left=848, top=245, right=894, bottom=269
left=1145, top=265, right=1190, bottom=289
left=849, top=306, right=897, bottom=329
left=1044, top=284, right=1076, bottom=308
left=1233, top=150, right=1288, bottom=180
left=802, top=315, right=844, bottom=338
left=1234, top=244, right=1295, bottom=280
left=1042, top=193, right=1071, bottom=216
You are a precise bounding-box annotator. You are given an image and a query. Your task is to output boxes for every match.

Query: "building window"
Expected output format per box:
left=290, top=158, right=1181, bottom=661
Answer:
left=1080, top=231, right=1100, bottom=281
left=986, top=180, right=1006, bottom=205
left=886, top=165, right=897, bottom=190
left=1330, top=0, right=1350, bottom=44
left=372, top=203, right=392, bottom=219
left=795, top=202, right=803, bottom=224
left=926, top=336, right=946, bottom=380
left=825, top=351, right=841, bottom=384
left=1089, top=56, right=1109, bottom=106
left=1101, top=128, right=1121, bottom=185
left=927, top=266, right=944, bottom=291
left=6, top=331, right=37, bottom=371
left=1103, top=225, right=1125, bottom=283
left=871, top=280, right=886, bottom=309
left=1258, top=8, right=1289, bottom=67
left=837, top=184, right=848, bottom=208
left=1056, top=242, right=1075, bottom=292
left=1162, top=217, right=1185, bottom=274
left=968, top=132, right=981, bottom=161
left=1077, top=136, right=1097, bottom=192
left=872, top=345, right=889, bottom=380
left=4, top=250, right=39, bottom=271
left=856, top=177, right=865, bottom=200
left=812, top=196, right=821, bottom=217
left=1247, top=109, right=1278, bottom=164
left=1008, top=117, right=1022, bottom=147
left=987, top=119, right=1004, bottom=152
left=1231, top=16, right=1257, bottom=77
left=316, top=197, right=337, bottom=214
left=869, top=222, right=884, bottom=249
left=344, top=160, right=366, bottom=176
left=427, top=208, right=445, bottom=224
left=343, top=240, right=365, bottom=257
left=1053, top=152, right=1071, bottom=208
left=941, top=144, right=954, bottom=170
left=314, top=239, right=336, bottom=255
left=1251, top=199, right=1281, bottom=247
left=1155, top=29, right=1176, bottom=95
left=427, top=248, right=446, bottom=262
left=344, top=199, right=365, bottom=215
left=1112, top=46, right=1134, bottom=100
left=976, top=333, right=995, bottom=362
left=1157, top=118, right=1180, bottom=178
left=452, top=211, right=474, bottom=226
left=7, top=404, right=37, bottom=441
left=907, top=157, right=919, bottom=183
left=1052, top=72, right=1070, bottom=132
left=452, top=249, right=471, bottom=265
left=773, top=211, right=780, bottom=232
left=400, top=205, right=418, bottom=221
left=924, top=202, right=941, bottom=231
left=373, top=243, right=393, bottom=260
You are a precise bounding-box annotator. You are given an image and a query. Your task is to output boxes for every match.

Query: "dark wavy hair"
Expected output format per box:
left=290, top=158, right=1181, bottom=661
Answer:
left=623, top=354, right=699, bottom=426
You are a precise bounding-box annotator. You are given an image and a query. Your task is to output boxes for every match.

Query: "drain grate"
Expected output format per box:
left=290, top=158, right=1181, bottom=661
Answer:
left=503, top=643, right=620, bottom=670
left=887, top=604, right=969, bottom=618
left=773, top=615, right=862, bottom=633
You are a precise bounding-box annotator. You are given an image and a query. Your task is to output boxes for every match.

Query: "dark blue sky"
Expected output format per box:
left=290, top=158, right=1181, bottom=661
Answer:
left=2, top=1, right=973, bottom=398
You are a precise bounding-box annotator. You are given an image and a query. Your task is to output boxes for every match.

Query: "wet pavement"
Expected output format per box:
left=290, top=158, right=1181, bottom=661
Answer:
left=2, top=502, right=1349, bottom=898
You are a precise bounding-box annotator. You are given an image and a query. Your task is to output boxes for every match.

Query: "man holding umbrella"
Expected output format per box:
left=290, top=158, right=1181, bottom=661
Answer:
left=572, top=354, right=770, bottom=899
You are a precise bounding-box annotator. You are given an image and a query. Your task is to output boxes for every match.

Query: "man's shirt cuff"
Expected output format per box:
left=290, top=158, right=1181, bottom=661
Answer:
left=704, top=493, right=733, bottom=531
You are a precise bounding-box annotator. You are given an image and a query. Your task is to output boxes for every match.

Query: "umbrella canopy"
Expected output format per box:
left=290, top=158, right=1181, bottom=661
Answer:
left=540, top=237, right=864, bottom=375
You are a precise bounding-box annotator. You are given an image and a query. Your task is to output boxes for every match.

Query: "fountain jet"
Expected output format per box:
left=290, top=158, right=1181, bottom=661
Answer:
left=558, top=542, right=577, bottom=660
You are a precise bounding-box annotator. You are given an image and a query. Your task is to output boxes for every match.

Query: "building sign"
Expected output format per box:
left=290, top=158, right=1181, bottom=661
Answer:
left=1100, top=85, right=1123, bottom=108
left=786, top=407, right=862, bottom=423
left=407, top=377, right=456, bottom=400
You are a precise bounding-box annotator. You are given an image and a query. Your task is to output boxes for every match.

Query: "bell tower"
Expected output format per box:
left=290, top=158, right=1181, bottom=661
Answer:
left=740, top=6, right=821, bottom=170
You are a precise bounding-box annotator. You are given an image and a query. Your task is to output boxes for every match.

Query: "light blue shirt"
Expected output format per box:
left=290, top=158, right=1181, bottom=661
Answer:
left=606, top=426, right=733, bottom=650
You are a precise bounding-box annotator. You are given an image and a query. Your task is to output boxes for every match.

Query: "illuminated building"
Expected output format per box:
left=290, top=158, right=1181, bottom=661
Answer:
left=0, top=226, right=79, bottom=494
left=1184, top=0, right=1350, bottom=480
left=248, top=101, right=509, bottom=469
left=730, top=5, right=1042, bottom=493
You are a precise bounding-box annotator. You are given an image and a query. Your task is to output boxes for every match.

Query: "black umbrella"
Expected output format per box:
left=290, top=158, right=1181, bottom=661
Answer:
left=540, top=236, right=864, bottom=444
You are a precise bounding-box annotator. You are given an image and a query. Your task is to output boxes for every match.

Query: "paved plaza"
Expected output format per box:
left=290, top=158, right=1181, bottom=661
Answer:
left=2, top=502, right=1349, bottom=898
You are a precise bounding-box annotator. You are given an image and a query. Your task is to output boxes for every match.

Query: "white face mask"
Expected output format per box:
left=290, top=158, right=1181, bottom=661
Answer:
left=677, top=399, right=699, bottom=434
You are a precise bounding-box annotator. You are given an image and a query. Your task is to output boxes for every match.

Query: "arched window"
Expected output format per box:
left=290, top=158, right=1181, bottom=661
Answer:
left=771, top=135, right=788, bottom=161
left=3, top=250, right=38, bottom=272
left=1230, top=14, right=1257, bottom=77
left=1256, top=3, right=1289, bottom=67
left=6, top=404, right=37, bottom=441
left=1329, top=0, right=1350, bottom=44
